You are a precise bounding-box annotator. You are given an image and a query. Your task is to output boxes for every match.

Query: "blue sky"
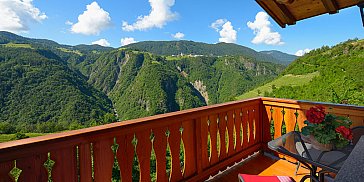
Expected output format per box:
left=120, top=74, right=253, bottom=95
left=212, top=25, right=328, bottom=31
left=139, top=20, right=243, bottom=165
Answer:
left=0, top=0, right=363, bottom=55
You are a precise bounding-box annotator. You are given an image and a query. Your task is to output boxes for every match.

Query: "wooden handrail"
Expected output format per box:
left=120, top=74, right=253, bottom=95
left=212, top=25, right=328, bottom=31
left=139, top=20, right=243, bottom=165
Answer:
left=0, top=97, right=363, bottom=182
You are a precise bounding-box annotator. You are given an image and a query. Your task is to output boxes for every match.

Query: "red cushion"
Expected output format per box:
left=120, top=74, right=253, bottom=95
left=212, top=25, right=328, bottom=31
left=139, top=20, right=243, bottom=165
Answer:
left=238, top=174, right=295, bottom=182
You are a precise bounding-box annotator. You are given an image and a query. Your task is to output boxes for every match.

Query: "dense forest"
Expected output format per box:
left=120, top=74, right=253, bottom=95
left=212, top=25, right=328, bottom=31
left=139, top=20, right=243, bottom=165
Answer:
left=0, top=31, right=286, bottom=134
left=123, top=40, right=296, bottom=65
left=265, top=39, right=364, bottom=105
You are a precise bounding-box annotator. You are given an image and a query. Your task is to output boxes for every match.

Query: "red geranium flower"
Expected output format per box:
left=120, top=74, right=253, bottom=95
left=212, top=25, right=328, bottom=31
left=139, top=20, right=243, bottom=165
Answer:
left=306, top=105, right=326, bottom=124
left=335, top=126, right=353, bottom=140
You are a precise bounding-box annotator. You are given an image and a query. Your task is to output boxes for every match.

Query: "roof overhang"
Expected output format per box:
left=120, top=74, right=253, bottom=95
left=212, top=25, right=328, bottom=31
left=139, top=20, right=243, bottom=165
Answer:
left=256, top=0, right=364, bottom=28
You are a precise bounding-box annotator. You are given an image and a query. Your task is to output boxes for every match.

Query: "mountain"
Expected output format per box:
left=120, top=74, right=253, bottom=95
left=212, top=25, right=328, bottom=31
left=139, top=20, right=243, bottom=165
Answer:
left=0, top=31, right=285, bottom=134
left=260, top=50, right=297, bottom=65
left=0, top=47, right=114, bottom=133
left=123, top=40, right=294, bottom=65
left=251, top=39, right=363, bottom=105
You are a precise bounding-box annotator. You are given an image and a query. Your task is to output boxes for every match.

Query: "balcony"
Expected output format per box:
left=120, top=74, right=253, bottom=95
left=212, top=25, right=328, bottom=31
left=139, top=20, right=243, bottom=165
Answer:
left=0, top=97, right=363, bottom=182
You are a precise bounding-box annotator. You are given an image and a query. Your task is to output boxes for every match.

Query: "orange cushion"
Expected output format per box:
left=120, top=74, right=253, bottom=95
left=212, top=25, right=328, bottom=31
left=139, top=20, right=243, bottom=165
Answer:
left=238, top=174, right=295, bottom=182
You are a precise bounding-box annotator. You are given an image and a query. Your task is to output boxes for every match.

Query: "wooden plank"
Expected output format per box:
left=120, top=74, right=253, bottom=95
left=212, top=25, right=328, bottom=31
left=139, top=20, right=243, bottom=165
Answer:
left=117, top=134, right=136, bottom=182
left=321, top=0, right=339, bottom=14
left=241, top=109, right=249, bottom=149
left=248, top=108, right=255, bottom=146
left=272, top=0, right=296, bottom=25
left=226, top=110, right=235, bottom=157
left=168, top=123, right=183, bottom=181
left=0, top=161, right=14, bottom=182
left=209, top=114, right=219, bottom=166
left=93, top=138, right=114, bottom=182
left=284, top=108, right=296, bottom=133
left=234, top=109, right=242, bottom=152
left=272, top=106, right=283, bottom=139
left=135, top=130, right=152, bottom=182
left=349, top=116, right=364, bottom=128
left=17, top=154, right=48, bottom=182
left=218, top=113, right=227, bottom=160
left=264, top=105, right=273, bottom=142
left=199, top=116, right=209, bottom=170
left=51, top=147, right=77, bottom=182
left=152, top=127, right=168, bottom=182
left=182, top=120, right=197, bottom=178
left=297, top=109, right=307, bottom=131
left=253, top=105, right=261, bottom=143
left=79, top=143, right=92, bottom=182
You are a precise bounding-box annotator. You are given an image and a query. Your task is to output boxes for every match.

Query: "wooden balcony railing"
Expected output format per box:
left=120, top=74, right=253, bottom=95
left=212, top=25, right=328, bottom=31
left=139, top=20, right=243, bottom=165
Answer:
left=0, top=97, right=363, bottom=182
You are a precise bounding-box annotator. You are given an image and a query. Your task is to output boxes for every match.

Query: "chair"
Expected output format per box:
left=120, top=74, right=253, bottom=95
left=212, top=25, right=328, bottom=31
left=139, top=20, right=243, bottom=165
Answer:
left=238, top=174, right=295, bottom=182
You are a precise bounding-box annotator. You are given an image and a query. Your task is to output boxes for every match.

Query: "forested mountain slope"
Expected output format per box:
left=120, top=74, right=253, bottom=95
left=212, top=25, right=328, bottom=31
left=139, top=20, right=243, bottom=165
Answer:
left=264, top=39, right=364, bottom=105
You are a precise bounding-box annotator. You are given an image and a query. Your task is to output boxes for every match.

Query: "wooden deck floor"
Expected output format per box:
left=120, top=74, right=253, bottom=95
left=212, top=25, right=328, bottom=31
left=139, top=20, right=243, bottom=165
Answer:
left=207, top=153, right=311, bottom=182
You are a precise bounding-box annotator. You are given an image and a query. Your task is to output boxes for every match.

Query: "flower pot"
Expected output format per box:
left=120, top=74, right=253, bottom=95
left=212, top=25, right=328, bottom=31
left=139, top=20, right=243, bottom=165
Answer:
left=308, top=135, right=333, bottom=151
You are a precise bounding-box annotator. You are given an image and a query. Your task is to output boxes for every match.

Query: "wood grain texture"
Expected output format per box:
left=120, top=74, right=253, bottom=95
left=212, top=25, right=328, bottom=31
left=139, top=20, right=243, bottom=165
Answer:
left=136, top=130, right=152, bottom=182
left=168, top=123, right=183, bottom=181
left=272, top=106, right=283, bottom=139
left=116, top=134, right=135, bottom=182
left=218, top=112, right=227, bottom=160
left=284, top=108, right=296, bottom=133
left=79, top=143, right=92, bottom=182
left=17, top=154, right=48, bottom=182
left=51, top=147, right=77, bottom=182
left=234, top=109, right=242, bottom=153
left=152, top=127, right=168, bottom=182
left=93, top=138, right=114, bottom=182
left=209, top=114, right=219, bottom=165
left=226, top=110, right=235, bottom=157
left=199, top=116, right=209, bottom=170
left=241, top=109, right=249, bottom=149
left=0, top=161, right=14, bottom=182
left=181, top=120, right=197, bottom=178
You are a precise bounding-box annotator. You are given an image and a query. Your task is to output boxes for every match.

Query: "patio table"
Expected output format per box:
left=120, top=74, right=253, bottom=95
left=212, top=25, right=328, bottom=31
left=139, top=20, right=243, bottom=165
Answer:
left=268, top=131, right=354, bottom=182
left=334, top=135, right=364, bottom=182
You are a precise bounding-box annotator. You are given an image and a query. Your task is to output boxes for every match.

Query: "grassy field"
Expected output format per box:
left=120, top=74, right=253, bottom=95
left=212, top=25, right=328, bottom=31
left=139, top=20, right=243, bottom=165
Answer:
left=236, top=72, right=319, bottom=100
left=57, top=47, right=83, bottom=56
left=1, top=43, right=32, bottom=49
left=0, top=133, right=46, bottom=143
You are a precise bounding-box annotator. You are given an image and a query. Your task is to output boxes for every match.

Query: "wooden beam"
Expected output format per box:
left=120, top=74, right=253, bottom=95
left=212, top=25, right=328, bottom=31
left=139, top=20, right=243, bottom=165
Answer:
left=321, top=0, right=339, bottom=14
left=256, top=0, right=287, bottom=28
left=272, top=0, right=297, bottom=25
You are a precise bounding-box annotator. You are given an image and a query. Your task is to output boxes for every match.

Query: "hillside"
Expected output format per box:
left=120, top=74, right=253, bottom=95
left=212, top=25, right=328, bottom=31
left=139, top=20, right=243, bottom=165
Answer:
left=123, top=40, right=294, bottom=65
left=0, top=47, right=114, bottom=133
left=260, top=50, right=297, bottom=65
left=252, top=39, right=364, bottom=105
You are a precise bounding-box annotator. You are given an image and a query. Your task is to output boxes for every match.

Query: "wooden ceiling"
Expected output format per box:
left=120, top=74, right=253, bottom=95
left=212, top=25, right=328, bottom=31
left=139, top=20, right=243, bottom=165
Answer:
left=256, top=0, right=364, bottom=28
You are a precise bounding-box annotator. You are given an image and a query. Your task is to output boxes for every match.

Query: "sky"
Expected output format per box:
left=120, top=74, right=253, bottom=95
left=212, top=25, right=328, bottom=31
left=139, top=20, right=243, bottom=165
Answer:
left=0, top=0, right=363, bottom=56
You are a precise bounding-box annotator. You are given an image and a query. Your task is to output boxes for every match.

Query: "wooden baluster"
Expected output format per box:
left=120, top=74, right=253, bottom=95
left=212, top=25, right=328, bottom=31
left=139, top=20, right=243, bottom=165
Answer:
left=284, top=108, right=296, bottom=133
left=168, top=123, right=183, bottom=181
left=199, top=116, right=209, bottom=170
left=209, top=114, right=219, bottom=165
left=152, top=127, right=168, bottom=182
left=272, top=106, right=283, bottom=139
left=253, top=106, right=261, bottom=143
left=349, top=116, right=364, bottom=128
left=79, top=143, right=92, bottom=182
left=226, top=110, right=235, bottom=157
left=17, top=154, right=48, bottom=182
left=116, top=134, right=134, bottom=182
left=242, top=109, right=249, bottom=149
left=136, top=131, right=152, bottom=182
left=218, top=113, right=227, bottom=160
left=264, top=106, right=273, bottom=142
left=297, top=109, right=307, bottom=131
left=93, top=138, right=114, bottom=182
left=51, top=147, right=77, bottom=182
left=248, top=109, right=255, bottom=146
left=182, top=120, right=197, bottom=178
left=0, top=161, right=14, bottom=182
left=234, top=109, right=242, bottom=152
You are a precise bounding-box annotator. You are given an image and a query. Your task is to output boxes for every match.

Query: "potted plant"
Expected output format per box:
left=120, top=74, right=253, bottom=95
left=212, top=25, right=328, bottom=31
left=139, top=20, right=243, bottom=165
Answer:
left=301, top=106, right=353, bottom=151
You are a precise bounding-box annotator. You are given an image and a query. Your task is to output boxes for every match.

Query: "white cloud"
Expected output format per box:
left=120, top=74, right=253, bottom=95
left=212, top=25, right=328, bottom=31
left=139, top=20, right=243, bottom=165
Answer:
left=122, top=0, right=178, bottom=31
left=0, top=0, right=47, bottom=33
left=210, top=19, right=237, bottom=43
left=295, top=48, right=311, bottom=56
left=247, top=12, right=284, bottom=45
left=218, top=21, right=237, bottom=43
left=92, top=39, right=110, bottom=47
left=65, top=20, right=73, bottom=25
left=71, top=2, right=111, bottom=35
left=121, top=37, right=137, bottom=46
left=210, top=19, right=226, bottom=32
left=172, top=32, right=184, bottom=39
